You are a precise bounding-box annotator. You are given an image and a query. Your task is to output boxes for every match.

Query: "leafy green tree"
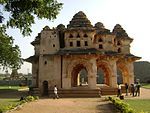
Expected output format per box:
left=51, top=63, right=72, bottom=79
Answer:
left=0, top=0, right=63, bottom=36
left=0, top=0, right=62, bottom=70
left=0, top=25, right=22, bottom=69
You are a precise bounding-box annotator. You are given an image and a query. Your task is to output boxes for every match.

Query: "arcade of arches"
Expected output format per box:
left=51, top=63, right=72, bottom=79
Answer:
left=62, top=55, right=136, bottom=89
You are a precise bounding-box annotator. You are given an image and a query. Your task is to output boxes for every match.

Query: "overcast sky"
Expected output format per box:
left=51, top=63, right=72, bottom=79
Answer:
left=2, top=0, right=150, bottom=74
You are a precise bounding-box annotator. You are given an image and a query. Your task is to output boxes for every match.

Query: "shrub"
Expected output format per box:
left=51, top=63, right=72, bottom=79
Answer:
left=0, top=96, right=39, bottom=113
left=25, top=95, right=35, bottom=102
left=0, top=109, right=2, bottom=113
left=33, top=96, right=39, bottom=100
left=23, top=95, right=39, bottom=102
left=20, top=100, right=26, bottom=104
left=108, top=96, right=134, bottom=113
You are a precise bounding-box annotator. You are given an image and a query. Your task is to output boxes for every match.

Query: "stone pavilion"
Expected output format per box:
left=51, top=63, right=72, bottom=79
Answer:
left=26, top=11, right=140, bottom=96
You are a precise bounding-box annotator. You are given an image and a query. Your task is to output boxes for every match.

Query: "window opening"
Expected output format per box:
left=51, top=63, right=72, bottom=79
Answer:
left=118, top=48, right=121, bottom=53
left=77, top=33, right=80, bottom=38
left=44, top=61, right=47, bottom=65
left=77, top=41, right=81, bottom=47
left=69, top=34, right=73, bottom=38
left=85, top=41, right=88, bottom=46
left=99, top=44, right=103, bottom=49
left=117, top=41, right=121, bottom=45
left=98, top=38, right=103, bottom=42
left=70, top=42, right=73, bottom=47
left=84, top=34, right=88, bottom=37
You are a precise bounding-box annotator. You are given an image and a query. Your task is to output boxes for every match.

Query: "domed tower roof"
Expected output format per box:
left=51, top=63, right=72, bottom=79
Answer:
left=67, top=11, right=93, bottom=28
left=94, top=22, right=111, bottom=34
left=94, top=22, right=105, bottom=29
left=112, top=24, right=129, bottom=38
left=57, top=24, right=65, bottom=30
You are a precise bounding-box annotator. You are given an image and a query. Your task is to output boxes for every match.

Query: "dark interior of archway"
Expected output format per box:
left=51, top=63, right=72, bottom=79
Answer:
left=97, top=68, right=104, bottom=84
left=43, top=81, right=48, bottom=96
left=117, top=68, right=123, bottom=84
left=71, top=64, right=88, bottom=87
left=97, top=64, right=110, bottom=86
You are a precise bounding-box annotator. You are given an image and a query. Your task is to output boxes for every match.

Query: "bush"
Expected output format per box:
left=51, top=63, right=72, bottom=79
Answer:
left=25, top=95, right=35, bottom=102
left=108, top=96, right=134, bottom=113
left=22, top=95, right=39, bottom=102
left=0, top=96, right=39, bottom=113
left=33, top=96, right=39, bottom=100
left=0, top=109, right=2, bottom=113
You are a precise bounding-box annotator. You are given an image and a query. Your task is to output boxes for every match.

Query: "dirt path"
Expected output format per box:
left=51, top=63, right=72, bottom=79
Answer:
left=7, top=88, right=150, bottom=113
left=9, top=98, right=119, bottom=113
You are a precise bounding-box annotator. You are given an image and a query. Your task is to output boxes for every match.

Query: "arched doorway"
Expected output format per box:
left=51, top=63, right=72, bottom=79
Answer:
left=97, top=61, right=112, bottom=86
left=43, top=81, right=48, bottom=96
left=117, top=68, right=123, bottom=84
left=97, top=68, right=104, bottom=84
left=71, top=64, right=88, bottom=87
left=79, top=69, right=88, bottom=85
left=117, top=63, right=129, bottom=84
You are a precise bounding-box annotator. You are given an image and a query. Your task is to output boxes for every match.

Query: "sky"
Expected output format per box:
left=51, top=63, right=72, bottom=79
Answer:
left=1, top=0, right=150, bottom=74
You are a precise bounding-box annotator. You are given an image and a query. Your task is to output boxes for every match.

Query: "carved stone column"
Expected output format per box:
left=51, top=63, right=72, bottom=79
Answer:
left=127, top=62, right=134, bottom=85
left=88, top=58, right=97, bottom=89
left=109, top=60, right=117, bottom=88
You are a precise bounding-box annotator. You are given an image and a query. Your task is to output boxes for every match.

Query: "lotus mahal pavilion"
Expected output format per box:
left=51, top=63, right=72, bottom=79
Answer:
left=26, top=11, right=140, bottom=96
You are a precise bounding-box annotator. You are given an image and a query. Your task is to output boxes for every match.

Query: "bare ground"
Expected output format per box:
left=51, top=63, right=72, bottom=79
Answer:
left=9, top=98, right=120, bottom=113
left=5, top=88, right=150, bottom=113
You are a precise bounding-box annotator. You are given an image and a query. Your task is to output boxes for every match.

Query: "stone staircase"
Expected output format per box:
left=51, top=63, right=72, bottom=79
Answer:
left=29, top=87, right=40, bottom=96
left=29, top=86, right=121, bottom=97
left=48, top=87, right=118, bottom=98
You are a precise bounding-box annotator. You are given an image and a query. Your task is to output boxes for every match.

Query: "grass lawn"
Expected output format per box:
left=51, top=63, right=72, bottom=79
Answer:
left=142, top=84, right=150, bottom=89
left=0, top=98, right=21, bottom=112
left=0, top=86, right=29, bottom=112
left=0, top=85, right=29, bottom=91
left=0, top=86, right=20, bottom=90
left=124, top=99, right=150, bottom=113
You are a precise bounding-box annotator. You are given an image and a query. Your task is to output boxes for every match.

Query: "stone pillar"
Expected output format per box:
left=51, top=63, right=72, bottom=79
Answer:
left=128, top=62, right=134, bottom=85
left=88, top=74, right=96, bottom=89
left=123, top=76, right=128, bottom=84
left=109, top=60, right=117, bottom=88
left=77, top=73, right=80, bottom=85
left=62, top=77, right=71, bottom=89
left=88, top=58, right=97, bottom=89
left=129, top=74, right=134, bottom=84
left=38, top=55, right=44, bottom=94
left=32, top=62, right=38, bottom=87
left=110, top=75, right=117, bottom=88
left=32, top=76, right=37, bottom=87
left=62, top=57, right=72, bottom=89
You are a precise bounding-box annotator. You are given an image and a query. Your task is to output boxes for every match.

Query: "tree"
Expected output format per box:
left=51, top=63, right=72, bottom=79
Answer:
left=0, top=0, right=63, bottom=36
left=0, top=0, right=63, bottom=70
left=10, top=69, right=18, bottom=79
left=0, top=25, right=22, bottom=69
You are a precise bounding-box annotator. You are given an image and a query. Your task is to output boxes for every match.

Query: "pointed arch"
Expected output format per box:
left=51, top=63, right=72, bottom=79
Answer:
left=117, top=62, right=129, bottom=84
left=97, top=60, right=113, bottom=86
left=67, top=59, right=93, bottom=78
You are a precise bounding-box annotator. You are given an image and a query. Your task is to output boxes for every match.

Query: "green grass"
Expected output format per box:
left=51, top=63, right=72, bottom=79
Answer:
left=0, top=96, right=38, bottom=112
left=142, top=84, right=150, bottom=89
left=0, top=99, right=21, bottom=112
left=0, top=86, right=29, bottom=91
left=0, top=86, right=20, bottom=90
left=124, top=99, right=150, bottom=113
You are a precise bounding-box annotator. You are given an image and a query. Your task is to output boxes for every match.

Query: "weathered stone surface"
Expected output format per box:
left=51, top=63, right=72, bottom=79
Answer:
left=26, top=11, right=141, bottom=96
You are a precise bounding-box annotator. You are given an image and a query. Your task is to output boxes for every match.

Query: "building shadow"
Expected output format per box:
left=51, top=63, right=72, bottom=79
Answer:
left=96, top=101, right=120, bottom=113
